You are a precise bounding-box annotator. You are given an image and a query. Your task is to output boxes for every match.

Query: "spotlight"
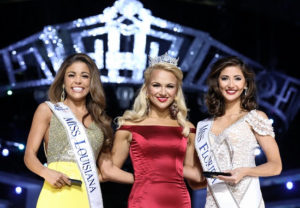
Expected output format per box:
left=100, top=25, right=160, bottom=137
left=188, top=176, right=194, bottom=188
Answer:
left=254, top=148, right=261, bottom=156
left=15, top=186, right=22, bottom=194
left=116, top=86, right=134, bottom=109
left=18, top=144, right=25, bottom=150
left=2, top=148, right=9, bottom=157
left=7, top=90, right=13, bottom=96
left=270, top=119, right=274, bottom=124
left=286, top=181, right=294, bottom=190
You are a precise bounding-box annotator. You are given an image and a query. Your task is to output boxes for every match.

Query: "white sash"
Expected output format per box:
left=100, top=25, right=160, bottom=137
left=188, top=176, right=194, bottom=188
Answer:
left=46, top=102, right=103, bottom=208
left=195, top=119, right=262, bottom=208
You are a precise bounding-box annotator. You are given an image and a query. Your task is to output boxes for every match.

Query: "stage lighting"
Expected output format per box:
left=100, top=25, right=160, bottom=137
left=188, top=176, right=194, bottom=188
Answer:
left=18, top=144, right=25, bottom=150
left=15, top=186, right=22, bottom=194
left=2, top=148, right=9, bottom=157
left=116, top=86, right=134, bottom=109
left=286, top=181, right=294, bottom=190
left=7, top=90, right=13, bottom=96
left=254, top=148, right=261, bottom=156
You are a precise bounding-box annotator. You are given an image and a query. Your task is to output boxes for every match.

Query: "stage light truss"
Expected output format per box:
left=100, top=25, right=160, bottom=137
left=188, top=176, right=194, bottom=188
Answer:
left=0, top=0, right=299, bottom=131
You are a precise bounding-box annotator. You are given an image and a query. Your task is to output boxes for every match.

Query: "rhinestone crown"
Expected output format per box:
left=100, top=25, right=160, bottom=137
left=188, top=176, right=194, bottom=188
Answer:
left=149, top=52, right=179, bottom=67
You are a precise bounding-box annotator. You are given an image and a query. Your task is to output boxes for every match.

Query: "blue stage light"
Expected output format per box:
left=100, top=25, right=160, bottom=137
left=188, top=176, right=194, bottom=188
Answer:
left=15, top=186, right=22, bottom=194
left=286, top=181, right=294, bottom=190
left=254, top=148, right=261, bottom=156
left=2, top=148, right=9, bottom=157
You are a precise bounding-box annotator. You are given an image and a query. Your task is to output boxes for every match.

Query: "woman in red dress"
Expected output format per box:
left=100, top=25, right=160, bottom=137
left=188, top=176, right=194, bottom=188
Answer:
left=101, top=53, right=205, bottom=208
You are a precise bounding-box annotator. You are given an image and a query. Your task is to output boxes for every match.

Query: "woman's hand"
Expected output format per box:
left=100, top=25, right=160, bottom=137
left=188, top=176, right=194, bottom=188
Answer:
left=43, top=168, right=71, bottom=188
left=217, top=167, right=247, bottom=184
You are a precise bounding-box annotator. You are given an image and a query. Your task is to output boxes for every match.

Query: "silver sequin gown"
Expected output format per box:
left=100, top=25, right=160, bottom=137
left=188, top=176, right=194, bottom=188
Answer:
left=205, top=110, right=275, bottom=208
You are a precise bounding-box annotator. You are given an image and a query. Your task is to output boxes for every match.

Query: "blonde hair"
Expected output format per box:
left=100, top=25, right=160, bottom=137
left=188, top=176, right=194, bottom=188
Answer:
left=118, top=62, right=190, bottom=137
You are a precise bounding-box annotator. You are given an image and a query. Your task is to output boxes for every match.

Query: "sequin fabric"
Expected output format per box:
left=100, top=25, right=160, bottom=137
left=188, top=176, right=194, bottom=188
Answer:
left=205, top=110, right=274, bottom=208
left=46, top=114, right=104, bottom=164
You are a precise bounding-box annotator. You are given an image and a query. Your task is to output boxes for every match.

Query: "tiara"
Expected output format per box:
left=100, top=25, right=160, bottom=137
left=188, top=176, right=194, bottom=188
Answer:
left=149, top=52, right=179, bottom=67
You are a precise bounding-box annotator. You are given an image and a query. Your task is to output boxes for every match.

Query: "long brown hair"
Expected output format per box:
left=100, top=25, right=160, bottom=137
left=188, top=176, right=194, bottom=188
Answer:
left=205, top=56, right=257, bottom=117
left=48, top=53, right=113, bottom=150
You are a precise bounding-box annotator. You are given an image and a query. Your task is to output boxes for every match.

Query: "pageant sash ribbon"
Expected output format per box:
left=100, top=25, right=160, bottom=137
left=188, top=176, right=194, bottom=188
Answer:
left=195, top=119, right=262, bottom=208
left=46, top=102, right=103, bottom=208
left=195, top=119, right=238, bottom=208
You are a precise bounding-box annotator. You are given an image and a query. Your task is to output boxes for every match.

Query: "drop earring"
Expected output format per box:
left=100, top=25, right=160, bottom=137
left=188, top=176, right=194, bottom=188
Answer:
left=244, top=87, right=248, bottom=96
left=169, top=101, right=179, bottom=119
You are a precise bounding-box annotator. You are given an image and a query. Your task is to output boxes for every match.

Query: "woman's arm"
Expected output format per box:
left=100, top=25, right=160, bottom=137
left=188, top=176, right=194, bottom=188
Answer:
left=99, top=129, right=134, bottom=184
left=218, top=111, right=282, bottom=184
left=24, top=103, right=71, bottom=188
left=184, top=122, right=207, bottom=189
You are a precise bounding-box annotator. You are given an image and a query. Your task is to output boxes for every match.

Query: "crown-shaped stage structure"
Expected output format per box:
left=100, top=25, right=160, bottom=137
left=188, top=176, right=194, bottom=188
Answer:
left=0, top=0, right=299, bottom=131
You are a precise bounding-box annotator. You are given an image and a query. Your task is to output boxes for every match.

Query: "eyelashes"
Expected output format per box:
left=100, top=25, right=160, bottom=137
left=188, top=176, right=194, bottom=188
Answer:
left=220, top=76, right=242, bottom=81
left=67, top=73, right=90, bottom=79
left=152, top=84, right=175, bottom=88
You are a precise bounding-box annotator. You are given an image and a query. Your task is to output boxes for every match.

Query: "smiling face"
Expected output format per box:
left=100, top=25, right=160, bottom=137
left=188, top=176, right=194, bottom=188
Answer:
left=218, top=66, right=247, bottom=104
left=63, top=61, right=91, bottom=101
left=146, top=69, right=178, bottom=112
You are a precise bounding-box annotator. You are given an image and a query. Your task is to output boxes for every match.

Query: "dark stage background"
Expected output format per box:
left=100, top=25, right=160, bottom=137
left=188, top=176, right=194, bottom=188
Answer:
left=0, top=0, right=299, bottom=207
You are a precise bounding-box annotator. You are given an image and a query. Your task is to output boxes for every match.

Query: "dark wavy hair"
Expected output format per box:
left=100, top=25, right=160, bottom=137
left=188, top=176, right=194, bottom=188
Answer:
left=205, top=56, right=257, bottom=117
left=48, top=53, right=113, bottom=150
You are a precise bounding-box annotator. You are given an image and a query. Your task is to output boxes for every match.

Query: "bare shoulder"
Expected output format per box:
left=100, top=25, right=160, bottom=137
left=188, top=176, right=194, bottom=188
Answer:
left=34, top=102, right=52, bottom=120
left=122, top=120, right=138, bottom=126
left=37, top=102, right=51, bottom=113
left=255, top=110, right=269, bottom=119
left=115, top=126, right=132, bottom=142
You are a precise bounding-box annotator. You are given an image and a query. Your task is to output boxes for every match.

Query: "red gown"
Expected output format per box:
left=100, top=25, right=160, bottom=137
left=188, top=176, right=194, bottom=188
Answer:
left=118, top=125, right=196, bottom=208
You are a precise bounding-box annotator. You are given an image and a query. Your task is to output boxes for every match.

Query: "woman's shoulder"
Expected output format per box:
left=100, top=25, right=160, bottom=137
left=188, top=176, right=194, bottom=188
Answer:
left=251, top=109, right=268, bottom=119
left=245, top=109, right=275, bottom=137
left=36, top=102, right=52, bottom=115
left=122, top=120, right=139, bottom=126
left=117, top=120, right=141, bottom=131
left=31, top=102, right=52, bottom=123
left=247, top=109, right=270, bottom=120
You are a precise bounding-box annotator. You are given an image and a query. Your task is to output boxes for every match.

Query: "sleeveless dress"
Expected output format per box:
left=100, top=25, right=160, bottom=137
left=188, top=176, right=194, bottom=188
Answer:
left=118, top=125, right=195, bottom=208
left=36, top=113, right=104, bottom=208
left=204, top=110, right=275, bottom=208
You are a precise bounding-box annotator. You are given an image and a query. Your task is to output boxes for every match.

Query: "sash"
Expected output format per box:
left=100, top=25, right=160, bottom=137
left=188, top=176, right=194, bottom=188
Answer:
left=195, top=119, right=262, bottom=208
left=46, top=102, right=103, bottom=208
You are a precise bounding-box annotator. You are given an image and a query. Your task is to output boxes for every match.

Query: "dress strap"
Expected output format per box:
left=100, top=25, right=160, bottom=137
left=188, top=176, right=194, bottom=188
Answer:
left=190, top=128, right=196, bottom=134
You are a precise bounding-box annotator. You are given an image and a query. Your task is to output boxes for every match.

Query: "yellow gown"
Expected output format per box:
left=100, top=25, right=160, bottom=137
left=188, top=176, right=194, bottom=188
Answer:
left=36, top=114, right=104, bottom=208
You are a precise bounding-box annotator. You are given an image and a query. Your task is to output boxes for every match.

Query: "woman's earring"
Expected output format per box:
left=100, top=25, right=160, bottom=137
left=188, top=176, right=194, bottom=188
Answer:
left=244, top=87, right=248, bottom=96
left=61, top=84, right=65, bottom=102
left=169, top=101, right=179, bottom=119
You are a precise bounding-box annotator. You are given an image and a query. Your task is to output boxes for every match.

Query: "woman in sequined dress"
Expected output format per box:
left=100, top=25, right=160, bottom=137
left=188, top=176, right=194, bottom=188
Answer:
left=192, top=56, right=282, bottom=208
left=100, top=53, right=205, bottom=208
left=24, top=53, right=133, bottom=208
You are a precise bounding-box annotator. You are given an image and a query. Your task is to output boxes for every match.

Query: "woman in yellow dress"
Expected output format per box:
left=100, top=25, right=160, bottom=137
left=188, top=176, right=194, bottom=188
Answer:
left=24, top=53, right=134, bottom=208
